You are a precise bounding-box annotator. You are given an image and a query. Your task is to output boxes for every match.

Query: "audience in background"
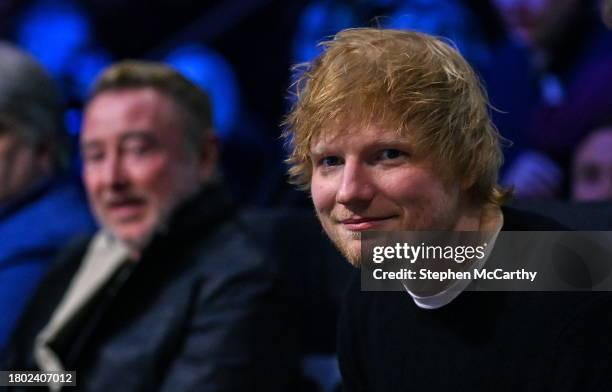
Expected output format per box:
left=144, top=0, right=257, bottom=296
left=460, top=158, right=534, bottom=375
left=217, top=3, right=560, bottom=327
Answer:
left=165, top=44, right=240, bottom=140
left=0, top=42, right=95, bottom=356
left=165, top=44, right=281, bottom=206
left=15, top=0, right=91, bottom=80
left=17, top=0, right=114, bottom=137
left=484, top=0, right=612, bottom=199
left=383, top=0, right=492, bottom=70
left=568, top=0, right=612, bottom=204
left=292, top=0, right=359, bottom=64
left=5, top=1, right=612, bottom=206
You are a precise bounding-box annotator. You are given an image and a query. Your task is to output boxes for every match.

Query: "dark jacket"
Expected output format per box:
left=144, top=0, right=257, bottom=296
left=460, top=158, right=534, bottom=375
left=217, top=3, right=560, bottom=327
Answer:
left=338, top=207, right=612, bottom=392
left=4, top=182, right=302, bottom=392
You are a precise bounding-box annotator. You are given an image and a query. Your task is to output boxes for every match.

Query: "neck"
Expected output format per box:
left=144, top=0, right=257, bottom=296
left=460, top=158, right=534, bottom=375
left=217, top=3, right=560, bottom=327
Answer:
left=453, top=200, right=482, bottom=231
left=127, top=248, right=141, bottom=262
left=452, top=197, right=503, bottom=232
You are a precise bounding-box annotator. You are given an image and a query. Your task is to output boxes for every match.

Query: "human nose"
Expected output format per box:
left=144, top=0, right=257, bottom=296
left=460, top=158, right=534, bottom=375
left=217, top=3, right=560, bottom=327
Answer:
left=336, top=158, right=375, bottom=206
left=99, top=152, right=129, bottom=190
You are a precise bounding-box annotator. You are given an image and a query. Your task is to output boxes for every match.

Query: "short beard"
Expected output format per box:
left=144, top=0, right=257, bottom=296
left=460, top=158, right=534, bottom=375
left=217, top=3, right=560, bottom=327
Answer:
left=319, top=218, right=362, bottom=267
left=318, top=196, right=462, bottom=268
left=336, top=231, right=362, bottom=267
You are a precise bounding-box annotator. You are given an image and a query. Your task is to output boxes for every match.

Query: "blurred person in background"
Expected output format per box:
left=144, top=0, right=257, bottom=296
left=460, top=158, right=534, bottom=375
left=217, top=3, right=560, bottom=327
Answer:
left=570, top=0, right=612, bottom=202
left=0, top=42, right=95, bottom=356
left=572, top=125, right=612, bottom=201
left=604, top=0, right=612, bottom=27
left=382, top=0, right=493, bottom=70
left=3, top=61, right=302, bottom=391
left=484, top=0, right=612, bottom=199
left=568, top=0, right=612, bottom=203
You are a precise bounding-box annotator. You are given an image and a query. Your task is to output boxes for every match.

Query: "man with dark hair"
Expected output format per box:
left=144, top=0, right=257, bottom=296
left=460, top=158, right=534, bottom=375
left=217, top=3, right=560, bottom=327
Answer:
left=284, top=28, right=612, bottom=391
left=5, top=61, right=301, bottom=391
left=0, top=42, right=95, bottom=355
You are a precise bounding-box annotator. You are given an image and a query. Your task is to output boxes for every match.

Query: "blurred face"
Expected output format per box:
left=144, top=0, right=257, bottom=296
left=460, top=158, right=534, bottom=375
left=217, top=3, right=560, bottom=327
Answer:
left=309, top=123, right=470, bottom=266
left=81, top=88, right=215, bottom=252
left=572, top=128, right=612, bottom=202
left=0, top=128, right=50, bottom=203
left=604, top=0, right=612, bottom=28
left=493, top=0, right=578, bottom=48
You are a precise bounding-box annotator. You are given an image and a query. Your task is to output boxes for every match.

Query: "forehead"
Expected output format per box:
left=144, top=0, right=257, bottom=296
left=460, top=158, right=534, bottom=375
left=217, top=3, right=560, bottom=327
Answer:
left=310, top=121, right=412, bottom=153
left=82, top=88, right=182, bottom=140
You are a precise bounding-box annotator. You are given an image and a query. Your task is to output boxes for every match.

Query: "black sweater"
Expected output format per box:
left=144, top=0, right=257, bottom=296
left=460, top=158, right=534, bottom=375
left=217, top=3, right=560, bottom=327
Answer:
left=338, top=207, right=612, bottom=392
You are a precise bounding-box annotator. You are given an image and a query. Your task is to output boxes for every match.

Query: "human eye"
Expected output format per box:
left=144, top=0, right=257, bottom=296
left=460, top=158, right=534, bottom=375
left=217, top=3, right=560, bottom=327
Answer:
left=125, top=142, right=149, bottom=156
left=319, top=156, right=343, bottom=167
left=123, top=136, right=156, bottom=157
left=82, top=146, right=105, bottom=164
left=378, top=149, right=406, bottom=161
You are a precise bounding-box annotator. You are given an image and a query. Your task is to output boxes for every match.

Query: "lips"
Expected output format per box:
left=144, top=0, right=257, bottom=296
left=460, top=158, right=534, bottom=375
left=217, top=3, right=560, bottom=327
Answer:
left=104, top=197, right=147, bottom=221
left=339, top=216, right=396, bottom=231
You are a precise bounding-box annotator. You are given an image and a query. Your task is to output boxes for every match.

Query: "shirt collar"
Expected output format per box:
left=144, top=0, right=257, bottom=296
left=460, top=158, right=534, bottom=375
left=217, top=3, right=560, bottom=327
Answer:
left=404, top=204, right=504, bottom=310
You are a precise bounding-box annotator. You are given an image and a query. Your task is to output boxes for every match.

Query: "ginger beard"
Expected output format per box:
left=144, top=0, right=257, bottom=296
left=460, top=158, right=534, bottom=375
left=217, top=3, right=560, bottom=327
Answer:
left=314, top=191, right=462, bottom=267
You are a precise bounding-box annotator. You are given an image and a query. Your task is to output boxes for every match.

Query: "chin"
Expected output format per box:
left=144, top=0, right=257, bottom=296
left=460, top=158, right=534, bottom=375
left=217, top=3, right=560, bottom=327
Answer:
left=116, top=232, right=143, bottom=248
left=332, top=232, right=362, bottom=267
left=344, top=247, right=362, bottom=267
left=112, top=223, right=153, bottom=247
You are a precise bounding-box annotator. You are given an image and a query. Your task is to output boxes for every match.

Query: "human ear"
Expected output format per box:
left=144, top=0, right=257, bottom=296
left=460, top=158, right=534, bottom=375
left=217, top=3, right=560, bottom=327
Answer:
left=198, top=131, right=219, bottom=181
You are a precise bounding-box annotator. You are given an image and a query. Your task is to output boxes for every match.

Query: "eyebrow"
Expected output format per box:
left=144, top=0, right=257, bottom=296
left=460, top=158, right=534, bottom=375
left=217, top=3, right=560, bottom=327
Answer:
left=310, top=137, right=414, bottom=155
left=81, top=139, right=102, bottom=152
left=118, top=131, right=158, bottom=144
left=81, top=130, right=157, bottom=148
left=309, top=144, right=329, bottom=156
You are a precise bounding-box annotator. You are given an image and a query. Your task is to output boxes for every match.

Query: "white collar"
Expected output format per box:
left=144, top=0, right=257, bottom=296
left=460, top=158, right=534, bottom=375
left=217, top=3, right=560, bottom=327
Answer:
left=404, top=205, right=504, bottom=310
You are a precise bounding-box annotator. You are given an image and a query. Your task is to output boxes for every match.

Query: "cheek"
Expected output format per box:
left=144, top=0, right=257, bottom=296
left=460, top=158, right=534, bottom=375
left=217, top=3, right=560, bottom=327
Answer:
left=82, top=169, right=101, bottom=198
left=382, top=169, right=451, bottom=205
left=11, top=149, right=36, bottom=179
left=310, top=175, right=336, bottom=214
left=129, top=158, right=172, bottom=191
